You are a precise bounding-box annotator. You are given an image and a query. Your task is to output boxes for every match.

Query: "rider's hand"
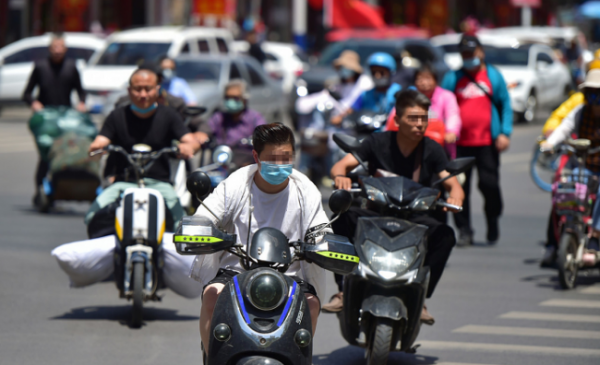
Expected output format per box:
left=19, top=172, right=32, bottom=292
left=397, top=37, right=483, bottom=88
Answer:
left=495, top=134, right=510, bottom=152
left=76, top=102, right=87, bottom=113
left=331, top=114, right=343, bottom=126
left=178, top=143, right=195, bottom=159
left=334, top=176, right=352, bottom=190
left=194, top=131, right=210, bottom=145
left=540, top=141, right=554, bottom=153
left=31, top=101, right=44, bottom=112
left=444, top=132, right=457, bottom=144
left=444, top=196, right=463, bottom=213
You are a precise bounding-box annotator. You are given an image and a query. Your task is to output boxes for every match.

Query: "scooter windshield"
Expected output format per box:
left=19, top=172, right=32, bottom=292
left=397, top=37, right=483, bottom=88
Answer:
left=362, top=176, right=432, bottom=206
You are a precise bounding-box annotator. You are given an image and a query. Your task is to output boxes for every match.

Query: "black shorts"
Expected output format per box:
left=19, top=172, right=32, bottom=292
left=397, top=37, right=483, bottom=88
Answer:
left=204, top=268, right=318, bottom=298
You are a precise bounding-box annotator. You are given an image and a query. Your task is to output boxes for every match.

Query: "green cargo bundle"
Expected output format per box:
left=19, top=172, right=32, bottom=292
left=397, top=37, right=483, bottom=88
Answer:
left=28, top=107, right=98, bottom=162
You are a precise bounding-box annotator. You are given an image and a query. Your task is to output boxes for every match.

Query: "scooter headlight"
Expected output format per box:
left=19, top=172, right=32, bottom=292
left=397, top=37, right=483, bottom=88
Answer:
left=246, top=271, right=288, bottom=311
left=365, top=184, right=387, bottom=204
left=363, top=240, right=418, bottom=280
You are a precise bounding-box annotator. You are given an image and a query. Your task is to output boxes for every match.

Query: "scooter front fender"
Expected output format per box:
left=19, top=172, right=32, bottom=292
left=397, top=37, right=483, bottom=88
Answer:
left=361, top=295, right=408, bottom=321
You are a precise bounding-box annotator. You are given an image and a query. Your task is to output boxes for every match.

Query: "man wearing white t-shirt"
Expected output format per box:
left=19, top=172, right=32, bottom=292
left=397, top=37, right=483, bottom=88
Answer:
left=190, top=123, right=330, bottom=352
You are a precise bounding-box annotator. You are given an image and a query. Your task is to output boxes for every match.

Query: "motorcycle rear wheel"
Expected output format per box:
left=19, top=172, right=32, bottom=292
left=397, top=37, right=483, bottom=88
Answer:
left=366, top=318, right=393, bottom=365
left=131, top=261, right=144, bottom=327
left=557, top=233, right=579, bottom=290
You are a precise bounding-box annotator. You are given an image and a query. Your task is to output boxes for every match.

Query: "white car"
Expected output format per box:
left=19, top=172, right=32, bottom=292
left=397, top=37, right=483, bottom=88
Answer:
left=0, top=32, right=105, bottom=106
left=232, top=41, right=308, bottom=94
left=83, top=26, right=234, bottom=113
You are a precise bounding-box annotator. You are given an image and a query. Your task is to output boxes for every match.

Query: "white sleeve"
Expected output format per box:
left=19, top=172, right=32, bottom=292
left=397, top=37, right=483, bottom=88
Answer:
left=193, top=179, right=227, bottom=225
left=546, top=104, right=582, bottom=146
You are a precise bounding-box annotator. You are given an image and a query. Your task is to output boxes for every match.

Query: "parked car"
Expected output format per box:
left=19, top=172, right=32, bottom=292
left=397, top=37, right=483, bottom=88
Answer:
left=232, top=41, right=309, bottom=95
left=0, top=32, right=104, bottom=107
left=82, top=26, right=234, bottom=113
left=294, top=38, right=448, bottom=98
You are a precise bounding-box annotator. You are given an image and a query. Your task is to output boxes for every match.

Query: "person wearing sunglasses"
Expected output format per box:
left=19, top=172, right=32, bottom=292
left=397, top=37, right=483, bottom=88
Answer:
left=542, top=69, right=600, bottom=264
left=206, top=79, right=266, bottom=167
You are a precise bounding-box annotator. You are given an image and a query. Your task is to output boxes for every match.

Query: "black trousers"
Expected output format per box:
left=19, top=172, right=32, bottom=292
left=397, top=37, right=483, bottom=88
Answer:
left=331, top=207, right=456, bottom=298
left=35, top=159, right=50, bottom=187
left=454, top=145, right=503, bottom=235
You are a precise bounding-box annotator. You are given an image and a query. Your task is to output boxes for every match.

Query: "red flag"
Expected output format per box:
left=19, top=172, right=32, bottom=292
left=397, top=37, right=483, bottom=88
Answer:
left=331, top=0, right=385, bottom=29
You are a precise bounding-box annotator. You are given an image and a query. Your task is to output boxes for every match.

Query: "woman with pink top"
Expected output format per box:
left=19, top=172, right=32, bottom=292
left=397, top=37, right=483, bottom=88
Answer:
left=386, top=64, right=462, bottom=158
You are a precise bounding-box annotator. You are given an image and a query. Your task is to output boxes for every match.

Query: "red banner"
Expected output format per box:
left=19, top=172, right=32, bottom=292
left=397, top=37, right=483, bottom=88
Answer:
left=331, top=0, right=385, bottom=29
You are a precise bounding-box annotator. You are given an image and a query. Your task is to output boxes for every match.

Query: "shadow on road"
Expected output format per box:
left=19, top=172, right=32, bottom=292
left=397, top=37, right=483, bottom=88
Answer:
left=313, top=345, right=438, bottom=365
left=14, top=204, right=87, bottom=217
left=521, top=271, right=600, bottom=290
left=51, top=305, right=198, bottom=328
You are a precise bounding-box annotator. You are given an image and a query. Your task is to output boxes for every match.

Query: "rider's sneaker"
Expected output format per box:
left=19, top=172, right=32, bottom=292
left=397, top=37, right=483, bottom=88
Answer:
left=540, top=246, right=557, bottom=268
left=588, top=237, right=600, bottom=252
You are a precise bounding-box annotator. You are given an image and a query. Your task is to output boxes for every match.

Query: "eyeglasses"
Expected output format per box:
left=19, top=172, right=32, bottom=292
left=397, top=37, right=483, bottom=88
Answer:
left=130, top=86, right=157, bottom=93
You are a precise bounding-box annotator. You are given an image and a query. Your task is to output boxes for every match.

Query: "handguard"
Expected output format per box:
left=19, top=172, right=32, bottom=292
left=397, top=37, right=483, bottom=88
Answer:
left=302, top=234, right=359, bottom=275
left=173, top=216, right=237, bottom=255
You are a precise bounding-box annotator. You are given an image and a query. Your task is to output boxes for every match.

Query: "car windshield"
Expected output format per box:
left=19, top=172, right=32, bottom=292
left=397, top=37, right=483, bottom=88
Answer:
left=483, top=46, right=529, bottom=66
left=318, top=42, right=396, bottom=66
left=96, top=42, right=171, bottom=65
left=175, top=60, right=222, bottom=83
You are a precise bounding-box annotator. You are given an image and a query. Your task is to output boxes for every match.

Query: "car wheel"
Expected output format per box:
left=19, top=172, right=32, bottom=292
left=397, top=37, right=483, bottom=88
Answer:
left=523, top=91, right=537, bottom=123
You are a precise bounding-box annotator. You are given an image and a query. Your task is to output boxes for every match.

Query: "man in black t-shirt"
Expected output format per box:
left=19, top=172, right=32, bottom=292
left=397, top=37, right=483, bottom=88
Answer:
left=85, top=67, right=199, bottom=230
left=324, top=90, right=464, bottom=325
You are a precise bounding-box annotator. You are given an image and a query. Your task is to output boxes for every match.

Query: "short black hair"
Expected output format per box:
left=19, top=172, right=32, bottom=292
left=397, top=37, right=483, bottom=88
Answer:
left=129, top=63, right=160, bottom=85
left=395, top=89, right=431, bottom=119
left=252, top=123, right=296, bottom=155
left=414, top=63, right=438, bottom=83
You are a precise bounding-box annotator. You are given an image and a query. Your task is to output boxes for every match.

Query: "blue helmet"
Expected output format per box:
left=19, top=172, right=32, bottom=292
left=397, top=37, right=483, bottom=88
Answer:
left=366, top=52, right=396, bottom=73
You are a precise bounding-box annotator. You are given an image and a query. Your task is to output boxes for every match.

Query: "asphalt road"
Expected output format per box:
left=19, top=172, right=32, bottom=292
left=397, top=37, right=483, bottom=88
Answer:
left=1, top=109, right=599, bottom=365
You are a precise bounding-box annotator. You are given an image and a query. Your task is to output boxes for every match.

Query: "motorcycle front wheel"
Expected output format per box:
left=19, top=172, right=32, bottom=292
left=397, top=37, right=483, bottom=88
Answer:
left=557, top=233, right=579, bottom=290
left=131, top=261, right=144, bottom=327
left=366, top=318, right=393, bottom=365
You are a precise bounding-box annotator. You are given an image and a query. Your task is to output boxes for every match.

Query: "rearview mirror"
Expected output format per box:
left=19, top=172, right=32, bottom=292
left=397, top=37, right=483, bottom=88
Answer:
left=445, top=157, right=475, bottom=175
left=329, top=189, right=353, bottom=214
left=333, top=133, right=362, bottom=153
left=187, top=171, right=213, bottom=200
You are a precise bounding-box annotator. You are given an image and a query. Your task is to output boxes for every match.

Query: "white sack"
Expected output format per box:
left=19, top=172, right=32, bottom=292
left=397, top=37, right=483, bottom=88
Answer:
left=52, top=233, right=202, bottom=298
left=51, top=235, right=115, bottom=288
left=162, top=233, right=204, bottom=299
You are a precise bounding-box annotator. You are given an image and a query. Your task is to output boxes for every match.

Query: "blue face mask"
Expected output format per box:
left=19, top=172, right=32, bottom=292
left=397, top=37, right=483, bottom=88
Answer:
left=224, top=98, right=245, bottom=114
left=463, top=57, right=481, bottom=70
left=259, top=160, right=293, bottom=186
left=162, top=68, right=175, bottom=81
left=130, top=103, right=158, bottom=114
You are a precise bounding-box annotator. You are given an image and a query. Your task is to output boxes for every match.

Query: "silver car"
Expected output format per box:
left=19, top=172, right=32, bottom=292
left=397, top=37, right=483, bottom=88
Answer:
left=174, top=54, right=289, bottom=125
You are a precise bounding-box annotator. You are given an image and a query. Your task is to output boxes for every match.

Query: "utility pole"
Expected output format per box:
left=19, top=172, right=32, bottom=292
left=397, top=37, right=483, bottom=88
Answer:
left=292, top=0, right=307, bottom=50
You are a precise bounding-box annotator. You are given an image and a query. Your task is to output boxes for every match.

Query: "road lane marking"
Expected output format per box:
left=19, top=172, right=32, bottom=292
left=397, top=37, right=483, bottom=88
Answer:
left=540, top=299, right=600, bottom=308
left=580, top=285, right=600, bottom=294
left=454, top=325, right=600, bottom=339
left=419, top=340, right=600, bottom=356
left=500, top=311, right=600, bottom=323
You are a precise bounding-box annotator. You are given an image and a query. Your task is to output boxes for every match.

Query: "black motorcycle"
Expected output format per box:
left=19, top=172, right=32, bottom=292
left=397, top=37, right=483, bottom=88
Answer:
left=332, top=133, right=474, bottom=365
left=176, top=171, right=359, bottom=365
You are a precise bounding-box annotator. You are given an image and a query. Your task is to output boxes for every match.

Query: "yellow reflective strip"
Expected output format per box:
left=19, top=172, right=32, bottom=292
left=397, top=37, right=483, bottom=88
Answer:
left=316, top=251, right=360, bottom=263
left=173, top=235, right=223, bottom=244
left=158, top=220, right=165, bottom=245
left=115, top=218, right=123, bottom=241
